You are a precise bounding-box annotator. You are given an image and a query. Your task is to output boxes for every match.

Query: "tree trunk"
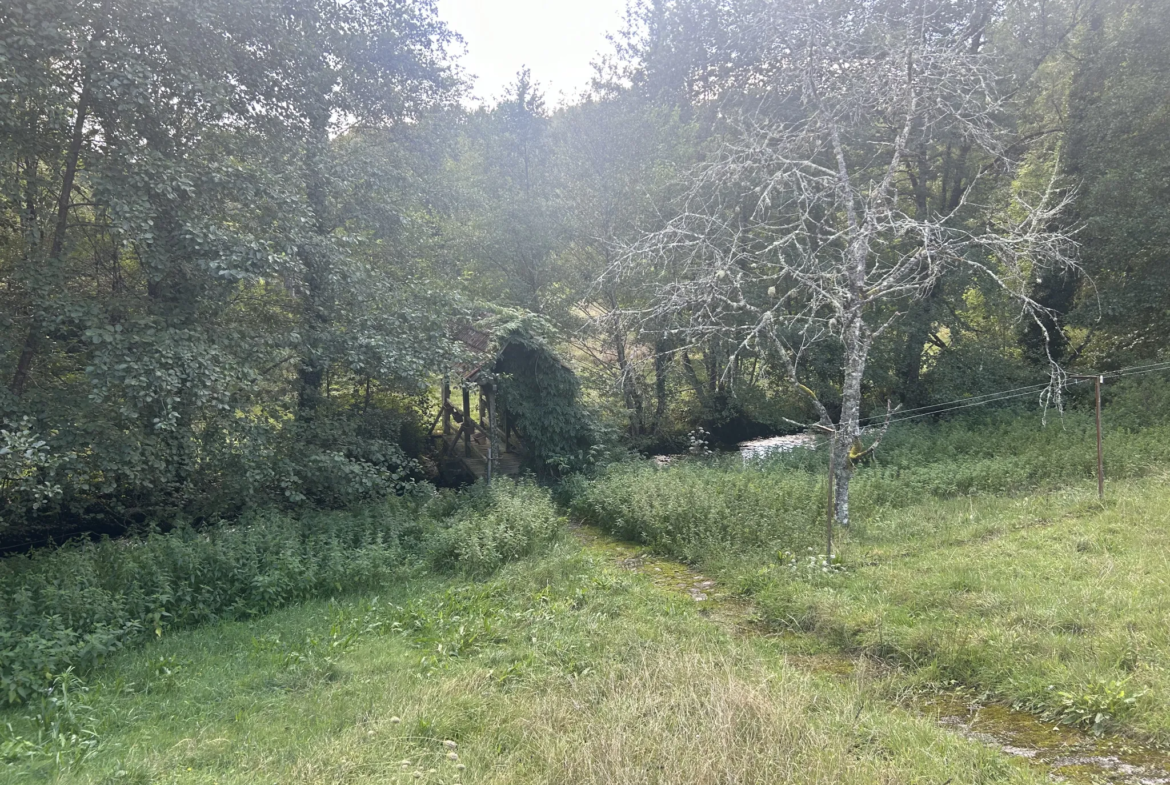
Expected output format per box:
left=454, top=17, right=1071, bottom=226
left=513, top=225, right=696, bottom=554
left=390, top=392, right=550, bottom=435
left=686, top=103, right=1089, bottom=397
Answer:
left=681, top=350, right=708, bottom=406
left=895, top=285, right=939, bottom=408
left=1021, top=269, right=1077, bottom=365
left=613, top=329, right=644, bottom=435
left=10, top=83, right=91, bottom=397
left=652, top=340, right=672, bottom=432
left=296, top=112, right=332, bottom=416
left=895, top=139, right=975, bottom=408
left=833, top=316, right=867, bottom=527
left=705, top=343, right=719, bottom=396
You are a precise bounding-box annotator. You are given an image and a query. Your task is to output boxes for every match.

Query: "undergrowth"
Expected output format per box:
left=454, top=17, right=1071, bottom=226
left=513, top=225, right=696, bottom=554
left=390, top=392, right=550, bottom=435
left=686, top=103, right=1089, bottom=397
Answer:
left=569, top=378, right=1170, bottom=562
left=0, top=480, right=560, bottom=706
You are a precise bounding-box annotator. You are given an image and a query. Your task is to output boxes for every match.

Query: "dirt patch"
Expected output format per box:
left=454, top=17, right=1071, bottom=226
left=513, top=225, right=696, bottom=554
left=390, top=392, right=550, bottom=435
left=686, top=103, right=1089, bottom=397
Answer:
left=924, top=694, right=1170, bottom=784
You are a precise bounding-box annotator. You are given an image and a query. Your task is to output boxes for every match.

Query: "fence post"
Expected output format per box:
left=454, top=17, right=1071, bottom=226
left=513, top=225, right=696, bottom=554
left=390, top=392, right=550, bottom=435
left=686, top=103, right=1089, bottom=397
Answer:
left=441, top=379, right=451, bottom=435
left=1095, top=375, right=1104, bottom=500
left=1073, top=373, right=1106, bottom=500
left=462, top=387, right=471, bottom=453
left=486, top=383, right=496, bottom=485
left=826, top=433, right=835, bottom=560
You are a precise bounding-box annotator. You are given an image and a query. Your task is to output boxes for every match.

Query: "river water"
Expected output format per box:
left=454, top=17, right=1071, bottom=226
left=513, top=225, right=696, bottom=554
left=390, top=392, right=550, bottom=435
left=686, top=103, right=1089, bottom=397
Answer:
left=738, top=432, right=820, bottom=460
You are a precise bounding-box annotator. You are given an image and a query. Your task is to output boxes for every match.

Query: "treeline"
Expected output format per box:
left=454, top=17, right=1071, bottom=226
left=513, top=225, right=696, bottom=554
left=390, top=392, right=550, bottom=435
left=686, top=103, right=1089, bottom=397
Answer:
left=2, top=0, right=1168, bottom=538
left=1, top=0, right=463, bottom=539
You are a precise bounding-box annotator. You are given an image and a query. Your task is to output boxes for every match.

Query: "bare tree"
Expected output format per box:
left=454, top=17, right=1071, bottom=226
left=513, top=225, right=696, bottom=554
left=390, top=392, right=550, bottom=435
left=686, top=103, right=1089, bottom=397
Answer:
left=605, top=5, right=1078, bottom=525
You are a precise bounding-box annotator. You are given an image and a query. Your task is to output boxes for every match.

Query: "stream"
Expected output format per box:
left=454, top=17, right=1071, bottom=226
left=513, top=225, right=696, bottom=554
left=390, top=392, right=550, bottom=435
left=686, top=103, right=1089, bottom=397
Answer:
left=737, top=433, right=820, bottom=460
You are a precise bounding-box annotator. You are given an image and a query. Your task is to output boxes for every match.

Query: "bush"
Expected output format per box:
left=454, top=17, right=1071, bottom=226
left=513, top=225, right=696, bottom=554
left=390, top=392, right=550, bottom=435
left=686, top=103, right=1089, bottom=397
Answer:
left=0, top=481, right=562, bottom=705
left=432, top=480, right=563, bottom=572
left=0, top=396, right=435, bottom=544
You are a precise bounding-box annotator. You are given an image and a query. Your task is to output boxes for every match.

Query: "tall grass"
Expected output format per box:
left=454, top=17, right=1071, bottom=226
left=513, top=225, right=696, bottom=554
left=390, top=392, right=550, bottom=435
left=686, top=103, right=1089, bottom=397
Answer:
left=570, top=378, right=1170, bottom=560
left=567, top=460, right=824, bottom=560
left=0, top=480, right=561, bottom=705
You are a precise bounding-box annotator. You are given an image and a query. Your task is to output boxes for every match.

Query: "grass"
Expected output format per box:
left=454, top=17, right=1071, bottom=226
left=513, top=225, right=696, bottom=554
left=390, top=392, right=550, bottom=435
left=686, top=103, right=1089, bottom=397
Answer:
left=0, top=538, right=1048, bottom=784
left=0, top=480, right=560, bottom=705
left=568, top=388, right=1170, bottom=744
left=570, top=390, right=1170, bottom=563
left=722, top=475, right=1170, bottom=742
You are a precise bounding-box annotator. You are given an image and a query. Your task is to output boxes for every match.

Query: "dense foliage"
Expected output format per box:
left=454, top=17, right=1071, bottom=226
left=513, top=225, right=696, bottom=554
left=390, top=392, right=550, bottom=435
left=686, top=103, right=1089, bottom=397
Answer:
left=0, top=0, right=461, bottom=539
left=0, top=480, right=560, bottom=704
left=2, top=0, right=1168, bottom=539
left=477, top=312, right=601, bottom=473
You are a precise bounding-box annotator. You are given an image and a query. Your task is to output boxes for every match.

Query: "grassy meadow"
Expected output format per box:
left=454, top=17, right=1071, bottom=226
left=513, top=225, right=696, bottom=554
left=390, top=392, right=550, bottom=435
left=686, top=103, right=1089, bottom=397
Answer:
left=5, top=381, right=1170, bottom=782
left=0, top=538, right=1048, bottom=785
left=569, top=383, right=1170, bottom=745
left=730, top=478, right=1170, bottom=740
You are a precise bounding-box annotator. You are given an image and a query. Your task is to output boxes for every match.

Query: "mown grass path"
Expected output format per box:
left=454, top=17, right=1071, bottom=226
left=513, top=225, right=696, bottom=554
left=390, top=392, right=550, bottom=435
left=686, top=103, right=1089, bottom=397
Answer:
left=570, top=517, right=1170, bottom=784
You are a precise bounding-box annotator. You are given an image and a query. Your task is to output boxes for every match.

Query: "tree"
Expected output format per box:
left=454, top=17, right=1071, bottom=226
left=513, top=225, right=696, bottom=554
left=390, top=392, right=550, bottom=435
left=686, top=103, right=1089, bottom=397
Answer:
left=1059, top=0, right=1170, bottom=362
left=237, top=0, right=460, bottom=414
left=552, top=94, right=696, bottom=437
left=610, top=2, right=1078, bottom=524
left=0, top=0, right=465, bottom=534
left=1, top=0, right=301, bottom=522
left=446, top=69, right=565, bottom=313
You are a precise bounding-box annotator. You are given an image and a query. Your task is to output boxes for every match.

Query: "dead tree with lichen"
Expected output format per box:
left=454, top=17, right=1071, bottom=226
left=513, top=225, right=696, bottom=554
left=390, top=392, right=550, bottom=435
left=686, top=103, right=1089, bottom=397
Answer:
left=604, top=6, right=1078, bottom=525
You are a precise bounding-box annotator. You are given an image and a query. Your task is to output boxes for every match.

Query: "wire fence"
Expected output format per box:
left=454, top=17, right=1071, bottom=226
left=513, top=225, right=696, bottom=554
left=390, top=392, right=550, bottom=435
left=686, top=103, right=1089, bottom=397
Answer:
left=853, top=359, right=1170, bottom=428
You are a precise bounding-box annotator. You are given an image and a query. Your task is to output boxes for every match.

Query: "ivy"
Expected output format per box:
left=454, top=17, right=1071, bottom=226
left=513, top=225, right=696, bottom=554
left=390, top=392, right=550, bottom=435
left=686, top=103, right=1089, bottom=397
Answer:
left=470, top=310, right=597, bottom=475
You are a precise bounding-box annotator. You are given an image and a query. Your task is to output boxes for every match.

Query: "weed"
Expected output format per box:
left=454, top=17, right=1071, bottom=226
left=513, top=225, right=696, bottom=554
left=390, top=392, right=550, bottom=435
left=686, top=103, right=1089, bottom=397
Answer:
left=0, top=480, right=562, bottom=704
left=389, top=586, right=506, bottom=670
left=778, top=549, right=847, bottom=576
left=1045, top=680, right=1146, bottom=734
left=0, top=669, right=99, bottom=769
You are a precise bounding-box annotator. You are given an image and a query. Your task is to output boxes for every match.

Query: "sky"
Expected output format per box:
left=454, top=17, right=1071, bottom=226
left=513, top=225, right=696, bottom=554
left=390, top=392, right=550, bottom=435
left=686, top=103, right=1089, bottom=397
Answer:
left=437, top=0, right=630, bottom=106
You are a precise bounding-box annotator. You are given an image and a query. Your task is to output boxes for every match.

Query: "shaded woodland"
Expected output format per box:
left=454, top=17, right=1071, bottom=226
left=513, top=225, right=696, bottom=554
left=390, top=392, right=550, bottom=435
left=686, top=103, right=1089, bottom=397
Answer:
left=3, top=0, right=1168, bottom=540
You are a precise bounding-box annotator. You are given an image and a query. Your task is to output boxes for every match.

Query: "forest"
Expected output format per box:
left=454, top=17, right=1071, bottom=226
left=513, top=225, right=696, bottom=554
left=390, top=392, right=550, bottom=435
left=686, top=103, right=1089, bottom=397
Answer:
left=2, top=0, right=1170, bottom=782
left=5, top=0, right=1168, bottom=539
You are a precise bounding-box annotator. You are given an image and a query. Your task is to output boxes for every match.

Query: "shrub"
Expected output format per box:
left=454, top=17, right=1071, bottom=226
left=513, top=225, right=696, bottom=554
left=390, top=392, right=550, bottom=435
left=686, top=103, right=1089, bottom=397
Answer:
left=0, top=419, right=70, bottom=532
left=432, top=480, right=563, bottom=572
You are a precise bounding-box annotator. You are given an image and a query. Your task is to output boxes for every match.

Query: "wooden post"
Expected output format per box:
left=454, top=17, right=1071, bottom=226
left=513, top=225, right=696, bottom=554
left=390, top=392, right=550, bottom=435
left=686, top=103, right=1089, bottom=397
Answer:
left=826, top=433, right=835, bottom=560
left=486, top=384, right=496, bottom=485
left=502, top=407, right=510, bottom=453
left=1095, top=375, right=1104, bottom=500
left=441, top=379, right=451, bottom=435
left=462, top=387, right=471, bottom=453
left=1072, top=374, right=1106, bottom=500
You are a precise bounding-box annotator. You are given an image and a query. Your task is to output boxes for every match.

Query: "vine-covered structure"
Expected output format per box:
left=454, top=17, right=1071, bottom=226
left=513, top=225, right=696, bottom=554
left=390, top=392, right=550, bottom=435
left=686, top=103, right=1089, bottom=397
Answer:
left=434, top=312, right=593, bottom=482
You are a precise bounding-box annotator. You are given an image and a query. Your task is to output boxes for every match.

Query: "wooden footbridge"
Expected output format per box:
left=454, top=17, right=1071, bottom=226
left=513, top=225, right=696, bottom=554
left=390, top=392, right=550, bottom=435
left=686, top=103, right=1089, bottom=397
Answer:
left=431, top=315, right=583, bottom=484
left=432, top=379, right=525, bottom=482
left=430, top=323, right=527, bottom=483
